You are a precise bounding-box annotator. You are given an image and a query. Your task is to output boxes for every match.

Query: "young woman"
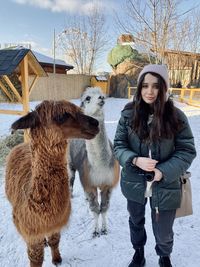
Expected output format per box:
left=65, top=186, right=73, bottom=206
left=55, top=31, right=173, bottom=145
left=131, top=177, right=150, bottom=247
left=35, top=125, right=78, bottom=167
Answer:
left=113, top=64, right=196, bottom=267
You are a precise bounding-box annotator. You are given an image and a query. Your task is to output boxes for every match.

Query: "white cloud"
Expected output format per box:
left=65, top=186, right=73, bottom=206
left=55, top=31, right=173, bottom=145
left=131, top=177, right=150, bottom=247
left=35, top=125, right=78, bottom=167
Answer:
left=14, top=0, right=53, bottom=9
left=28, top=41, right=53, bottom=56
left=13, top=0, right=116, bottom=15
left=10, top=39, right=53, bottom=57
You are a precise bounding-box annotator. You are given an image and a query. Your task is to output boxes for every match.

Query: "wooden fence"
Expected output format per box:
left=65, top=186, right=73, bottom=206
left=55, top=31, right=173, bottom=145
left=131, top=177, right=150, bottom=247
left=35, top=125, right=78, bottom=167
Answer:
left=128, top=87, right=137, bottom=99
left=29, top=73, right=92, bottom=101
left=128, top=87, right=200, bottom=107
left=169, top=88, right=200, bottom=107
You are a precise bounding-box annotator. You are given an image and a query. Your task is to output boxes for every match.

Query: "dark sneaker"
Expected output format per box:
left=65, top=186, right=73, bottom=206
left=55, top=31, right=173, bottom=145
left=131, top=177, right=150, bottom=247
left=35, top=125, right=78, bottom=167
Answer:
left=159, top=256, right=172, bottom=267
left=128, top=248, right=145, bottom=267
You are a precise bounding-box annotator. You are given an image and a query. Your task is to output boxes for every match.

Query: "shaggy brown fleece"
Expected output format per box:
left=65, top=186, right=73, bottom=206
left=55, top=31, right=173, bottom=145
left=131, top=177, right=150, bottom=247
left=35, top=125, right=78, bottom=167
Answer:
left=5, top=100, right=99, bottom=267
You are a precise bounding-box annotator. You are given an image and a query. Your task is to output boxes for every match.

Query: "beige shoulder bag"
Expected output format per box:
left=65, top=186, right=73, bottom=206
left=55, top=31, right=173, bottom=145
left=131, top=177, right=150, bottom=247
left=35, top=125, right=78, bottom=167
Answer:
left=175, top=171, right=193, bottom=218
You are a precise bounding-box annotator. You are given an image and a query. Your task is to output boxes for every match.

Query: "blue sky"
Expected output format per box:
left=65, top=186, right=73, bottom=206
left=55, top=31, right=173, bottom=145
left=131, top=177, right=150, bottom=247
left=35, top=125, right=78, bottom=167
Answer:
left=0, top=1, right=117, bottom=53
left=0, top=0, right=199, bottom=72
left=0, top=0, right=120, bottom=72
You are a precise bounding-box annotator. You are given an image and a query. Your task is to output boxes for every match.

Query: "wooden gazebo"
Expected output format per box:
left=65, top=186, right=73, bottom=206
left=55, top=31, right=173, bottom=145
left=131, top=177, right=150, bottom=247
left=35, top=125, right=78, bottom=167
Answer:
left=0, top=47, right=47, bottom=116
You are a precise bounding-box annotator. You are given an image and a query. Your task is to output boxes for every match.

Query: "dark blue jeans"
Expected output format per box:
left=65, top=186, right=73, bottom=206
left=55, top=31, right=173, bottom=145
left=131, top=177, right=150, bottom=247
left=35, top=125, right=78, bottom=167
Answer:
left=127, top=199, right=176, bottom=256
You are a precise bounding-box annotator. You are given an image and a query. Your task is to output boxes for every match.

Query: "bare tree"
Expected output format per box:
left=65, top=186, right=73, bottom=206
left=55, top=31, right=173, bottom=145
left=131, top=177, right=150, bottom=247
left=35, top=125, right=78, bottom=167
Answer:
left=115, top=0, right=197, bottom=63
left=186, top=10, right=200, bottom=53
left=57, top=4, right=109, bottom=74
left=162, top=7, right=200, bottom=85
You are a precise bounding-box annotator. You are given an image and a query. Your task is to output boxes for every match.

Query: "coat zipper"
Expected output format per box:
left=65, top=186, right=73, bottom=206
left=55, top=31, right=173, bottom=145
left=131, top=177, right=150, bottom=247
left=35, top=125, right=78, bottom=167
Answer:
left=155, top=141, right=161, bottom=222
left=155, top=206, right=159, bottom=221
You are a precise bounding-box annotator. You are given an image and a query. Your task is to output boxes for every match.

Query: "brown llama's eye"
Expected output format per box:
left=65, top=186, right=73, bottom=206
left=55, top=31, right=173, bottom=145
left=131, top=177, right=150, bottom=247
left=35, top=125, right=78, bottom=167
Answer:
left=54, top=112, right=71, bottom=124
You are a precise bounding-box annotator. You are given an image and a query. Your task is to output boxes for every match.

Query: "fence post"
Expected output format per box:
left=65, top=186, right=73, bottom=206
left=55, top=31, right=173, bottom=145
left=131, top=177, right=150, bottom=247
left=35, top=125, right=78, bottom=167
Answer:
left=127, top=81, right=130, bottom=99
left=189, top=89, right=194, bottom=104
left=180, top=88, right=185, bottom=102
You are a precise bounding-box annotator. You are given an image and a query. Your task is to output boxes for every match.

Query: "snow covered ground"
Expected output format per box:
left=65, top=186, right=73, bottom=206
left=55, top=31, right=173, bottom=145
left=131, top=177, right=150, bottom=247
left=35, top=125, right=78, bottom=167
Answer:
left=0, top=98, right=200, bottom=267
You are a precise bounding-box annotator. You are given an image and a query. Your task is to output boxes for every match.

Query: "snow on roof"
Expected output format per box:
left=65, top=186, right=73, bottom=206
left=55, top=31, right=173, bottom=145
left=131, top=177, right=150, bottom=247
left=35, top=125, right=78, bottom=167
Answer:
left=0, top=46, right=73, bottom=69
left=94, top=75, right=108, bottom=81
left=0, top=47, right=46, bottom=76
left=32, top=50, right=73, bottom=69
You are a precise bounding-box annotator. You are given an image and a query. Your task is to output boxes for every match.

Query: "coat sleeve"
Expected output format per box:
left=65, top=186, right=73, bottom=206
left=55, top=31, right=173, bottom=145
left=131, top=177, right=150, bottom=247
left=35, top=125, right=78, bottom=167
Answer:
left=113, top=114, right=138, bottom=168
left=156, top=110, right=196, bottom=183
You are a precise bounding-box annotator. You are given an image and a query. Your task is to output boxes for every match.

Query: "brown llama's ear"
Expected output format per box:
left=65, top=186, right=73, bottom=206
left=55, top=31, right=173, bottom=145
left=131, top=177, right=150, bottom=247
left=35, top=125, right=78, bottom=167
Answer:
left=11, top=111, right=40, bottom=130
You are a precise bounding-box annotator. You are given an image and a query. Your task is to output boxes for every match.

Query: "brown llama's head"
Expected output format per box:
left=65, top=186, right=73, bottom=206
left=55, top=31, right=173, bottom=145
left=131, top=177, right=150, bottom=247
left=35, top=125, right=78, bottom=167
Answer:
left=11, top=100, right=99, bottom=144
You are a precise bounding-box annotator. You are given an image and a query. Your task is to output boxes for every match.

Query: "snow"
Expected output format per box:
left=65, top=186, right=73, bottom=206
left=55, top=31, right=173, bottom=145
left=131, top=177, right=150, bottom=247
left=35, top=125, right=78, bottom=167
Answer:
left=95, top=75, right=108, bottom=81
left=0, top=98, right=200, bottom=267
left=32, top=50, right=73, bottom=68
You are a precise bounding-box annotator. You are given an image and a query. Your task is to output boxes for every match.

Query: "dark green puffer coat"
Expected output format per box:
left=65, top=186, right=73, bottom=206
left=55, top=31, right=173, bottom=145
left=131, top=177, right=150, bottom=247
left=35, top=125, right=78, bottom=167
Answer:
left=113, top=105, right=196, bottom=211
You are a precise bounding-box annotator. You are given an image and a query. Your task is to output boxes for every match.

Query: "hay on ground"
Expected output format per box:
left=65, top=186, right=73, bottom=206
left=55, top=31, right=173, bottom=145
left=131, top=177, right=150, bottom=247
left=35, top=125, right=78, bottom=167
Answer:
left=0, top=131, right=24, bottom=166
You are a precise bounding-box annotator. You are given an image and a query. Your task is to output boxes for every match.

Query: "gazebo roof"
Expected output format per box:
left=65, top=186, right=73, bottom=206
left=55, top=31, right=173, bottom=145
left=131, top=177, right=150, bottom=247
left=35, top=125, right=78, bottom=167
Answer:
left=0, top=47, right=47, bottom=76
left=0, top=47, right=47, bottom=122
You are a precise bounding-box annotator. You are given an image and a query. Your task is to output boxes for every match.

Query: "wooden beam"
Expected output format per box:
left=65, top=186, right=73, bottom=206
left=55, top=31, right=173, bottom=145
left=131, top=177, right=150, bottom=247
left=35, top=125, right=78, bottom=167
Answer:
left=2, top=75, right=22, bottom=103
left=29, top=75, right=39, bottom=96
left=27, top=52, right=47, bottom=77
left=21, top=55, right=30, bottom=142
left=0, top=80, right=13, bottom=101
left=28, top=58, right=39, bottom=75
left=0, top=109, right=24, bottom=115
left=24, top=130, right=30, bottom=142
left=21, top=55, right=30, bottom=114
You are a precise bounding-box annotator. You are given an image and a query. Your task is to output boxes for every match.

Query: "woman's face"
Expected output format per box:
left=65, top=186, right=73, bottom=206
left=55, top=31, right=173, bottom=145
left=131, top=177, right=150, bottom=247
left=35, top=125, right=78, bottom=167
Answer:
left=141, top=73, right=159, bottom=104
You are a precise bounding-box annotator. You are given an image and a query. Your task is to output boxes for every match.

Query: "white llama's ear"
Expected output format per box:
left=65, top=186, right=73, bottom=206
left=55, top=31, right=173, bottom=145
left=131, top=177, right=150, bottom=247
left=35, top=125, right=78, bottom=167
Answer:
left=11, top=111, right=40, bottom=130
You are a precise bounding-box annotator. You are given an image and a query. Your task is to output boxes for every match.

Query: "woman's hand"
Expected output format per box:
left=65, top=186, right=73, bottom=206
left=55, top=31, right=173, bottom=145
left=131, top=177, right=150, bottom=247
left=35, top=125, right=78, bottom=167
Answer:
left=153, top=168, right=163, bottom=182
left=134, top=157, right=158, bottom=172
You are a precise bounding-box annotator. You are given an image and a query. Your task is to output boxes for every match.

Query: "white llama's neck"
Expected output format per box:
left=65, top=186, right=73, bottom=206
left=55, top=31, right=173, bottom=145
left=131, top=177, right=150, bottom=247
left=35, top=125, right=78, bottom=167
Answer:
left=85, top=120, right=112, bottom=164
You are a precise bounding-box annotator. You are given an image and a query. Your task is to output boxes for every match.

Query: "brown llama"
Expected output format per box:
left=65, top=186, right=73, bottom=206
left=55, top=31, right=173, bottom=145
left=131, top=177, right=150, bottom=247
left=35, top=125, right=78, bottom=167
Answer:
left=5, top=100, right=99, bottom=267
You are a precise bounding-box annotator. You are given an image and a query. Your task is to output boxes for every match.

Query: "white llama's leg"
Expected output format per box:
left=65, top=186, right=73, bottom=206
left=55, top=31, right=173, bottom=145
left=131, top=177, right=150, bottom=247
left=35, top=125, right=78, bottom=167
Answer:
left=100, top=187, right=111, bottom=235
left=67, top=162, right=76, bottom=197
left=85, top=190, right=100, bottom=237
left=101, top=211, right=108, bottom=235
left=92, top=212, right=100, bottom=237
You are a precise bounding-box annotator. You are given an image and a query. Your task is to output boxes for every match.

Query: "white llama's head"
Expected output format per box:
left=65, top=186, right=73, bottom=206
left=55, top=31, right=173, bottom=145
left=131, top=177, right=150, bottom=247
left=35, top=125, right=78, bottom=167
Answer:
left=81, top=87, right=105, bottom=119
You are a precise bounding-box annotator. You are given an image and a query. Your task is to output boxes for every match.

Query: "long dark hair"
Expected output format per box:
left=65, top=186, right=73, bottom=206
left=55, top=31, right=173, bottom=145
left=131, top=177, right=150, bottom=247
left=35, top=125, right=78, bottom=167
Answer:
left=131, top=72, right=181, bottom=142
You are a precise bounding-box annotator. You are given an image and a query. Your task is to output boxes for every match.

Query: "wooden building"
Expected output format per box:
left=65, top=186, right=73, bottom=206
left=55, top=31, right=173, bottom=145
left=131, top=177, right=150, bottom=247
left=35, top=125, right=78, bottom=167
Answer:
left=161, top=49, right=200, bottom=88
left=91, top=75, right=109, bottom=95
left=32, top=51, right=74, bottom=74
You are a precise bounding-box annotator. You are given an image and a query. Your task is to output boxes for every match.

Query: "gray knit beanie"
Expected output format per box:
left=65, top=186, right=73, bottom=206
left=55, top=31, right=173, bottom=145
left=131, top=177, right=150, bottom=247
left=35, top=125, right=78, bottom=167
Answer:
left=137, top=64, right=169, bottom=91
